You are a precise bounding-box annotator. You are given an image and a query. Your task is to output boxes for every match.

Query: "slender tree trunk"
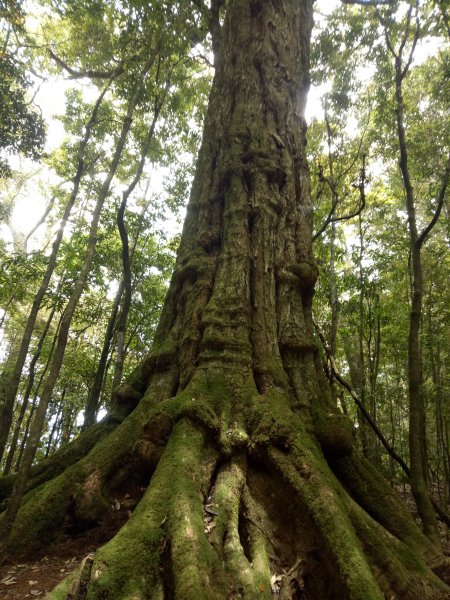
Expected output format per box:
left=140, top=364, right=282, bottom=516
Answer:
left=83, top=287, right=123, bottom=428
left=356, top=212, right=371, bottom=458
left=60, top=399, right=75, bottom=446
left=0, top=84, right=111, bottom=461
left=323, top=115, right=340, bottom=405
left=368, top=296, right=381, bottom=465
left=0, top=61, right=158, bottom=535
left=2, top=302, right=57, bottom=474
left=13, top=311, right=63, bottom=471
left=85, top=90, right=167, bottom=427
left=110, top=89, right=167, bottom=394
left=45, top=400, right=63, bottom=458
left=13, top=397, right=36, bottom=472
left=378, top=6, right=450, bottom=549
left=1, top=3, right=449, bottom=598
left=426, top=283, right=449, bottom=509
left=393, top=60, right=441, bottom=549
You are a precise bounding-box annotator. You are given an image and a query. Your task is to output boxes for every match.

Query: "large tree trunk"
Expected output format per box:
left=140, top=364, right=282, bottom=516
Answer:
left=1, top=1, right=449, bottom=598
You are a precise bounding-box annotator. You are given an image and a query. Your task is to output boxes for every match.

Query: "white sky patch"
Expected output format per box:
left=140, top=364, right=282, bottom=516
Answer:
left=305, top=80, right=331, bottom=123
left=34, top=77, right=68, bottom=151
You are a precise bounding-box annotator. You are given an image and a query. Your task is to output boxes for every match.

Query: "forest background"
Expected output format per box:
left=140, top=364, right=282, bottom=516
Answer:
left=0, top=0, right=449, bottom=570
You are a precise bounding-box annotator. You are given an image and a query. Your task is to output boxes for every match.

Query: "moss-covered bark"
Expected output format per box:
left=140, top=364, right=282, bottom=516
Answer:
left=1, top=1, right=449, bottom=598
left=0, top=416, right=119, bottom=506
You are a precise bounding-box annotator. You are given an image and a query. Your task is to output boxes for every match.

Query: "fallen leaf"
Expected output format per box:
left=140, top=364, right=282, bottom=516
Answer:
left=271, top=573, right=283, bottom=593
left=29, top=580, right=38, bottom=585
left=204, top=505, right=219, bottom=516
left=204, top=522, right=216, bottom=533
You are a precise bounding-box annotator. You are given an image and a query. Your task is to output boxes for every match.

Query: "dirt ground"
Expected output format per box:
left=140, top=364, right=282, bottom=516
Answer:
left=0, top=511, right=128, bottom=599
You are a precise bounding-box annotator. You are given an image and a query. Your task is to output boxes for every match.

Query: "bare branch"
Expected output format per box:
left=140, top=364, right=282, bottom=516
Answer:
left=48, top=49, right=123, bottom=80
left=376, top=9, right=397, bottom=58
left=24, top=195, right=56, bottom=246
left=400, top=14, right=420, bottom=80
left=313, top=318, right=411, bottom=475
left=313, top=195, right=338, bottom=241
left=398, top=5, right=414, bottom=59
left=341, top=0, right=393, bottom=5
left=313, top=155, right=367, bottom=241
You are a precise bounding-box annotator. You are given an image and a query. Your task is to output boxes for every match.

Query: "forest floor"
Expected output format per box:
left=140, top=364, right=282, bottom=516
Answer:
left=0, top=510, right=128, bottom=599
left=0, top=484, right=448, bottom=599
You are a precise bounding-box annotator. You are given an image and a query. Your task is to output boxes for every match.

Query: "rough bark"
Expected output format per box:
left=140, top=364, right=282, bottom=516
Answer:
left=0, top=1, right=449, bottom=598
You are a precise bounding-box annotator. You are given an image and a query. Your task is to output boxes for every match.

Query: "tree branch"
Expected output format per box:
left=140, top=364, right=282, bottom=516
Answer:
left=400, top=10, right=420, bottom=80
left=314, top=319, right=450, bottom=527
left=48, top=49, right=123, bottom=80
left=313, top=154, right=367, bottom=241
left=24, top=194, right=56, bottom=246
left=416, top=153, right=450, bottom=248
left=398, top=5, right=414, bottom=59
left=341, top=0, right=393, bottom=5
left=313, top=318, right=411, bottom=474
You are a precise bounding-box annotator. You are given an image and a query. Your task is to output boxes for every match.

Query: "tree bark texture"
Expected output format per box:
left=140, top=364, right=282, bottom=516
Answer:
left=1, top=1, right=449, bottom=598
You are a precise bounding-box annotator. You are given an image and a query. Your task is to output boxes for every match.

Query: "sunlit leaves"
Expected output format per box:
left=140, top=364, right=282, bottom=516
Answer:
left=0, top=50, right=46, bottom=177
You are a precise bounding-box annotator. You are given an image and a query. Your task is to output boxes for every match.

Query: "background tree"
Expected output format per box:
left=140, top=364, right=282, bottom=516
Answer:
left=0, top=2, right=449, bottom=599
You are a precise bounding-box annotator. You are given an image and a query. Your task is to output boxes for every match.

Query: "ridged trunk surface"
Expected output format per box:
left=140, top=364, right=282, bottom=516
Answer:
left=1, top=1, right=449, bottom=598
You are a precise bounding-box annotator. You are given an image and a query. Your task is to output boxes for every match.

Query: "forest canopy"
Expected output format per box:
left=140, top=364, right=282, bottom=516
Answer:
left=0, top=1, right=449, bottom=598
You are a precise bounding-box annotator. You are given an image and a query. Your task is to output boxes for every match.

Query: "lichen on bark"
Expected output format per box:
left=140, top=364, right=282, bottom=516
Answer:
left=1, top=1, right=450, bottom=598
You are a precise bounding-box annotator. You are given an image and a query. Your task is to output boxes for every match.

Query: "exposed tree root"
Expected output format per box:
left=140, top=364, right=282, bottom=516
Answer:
left=48, top=419, right=223, bottom=600
left=7, top=379, right=443, bottom=599
left=0, top=349, right=178, bottom=508
left=0, top=417, right=118, bottom=506
left=4, top=1, right=448, bottom=598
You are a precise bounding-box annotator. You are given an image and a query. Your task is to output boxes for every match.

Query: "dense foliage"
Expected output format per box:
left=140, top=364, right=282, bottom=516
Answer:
left=0, top=0, right=448, bottom=553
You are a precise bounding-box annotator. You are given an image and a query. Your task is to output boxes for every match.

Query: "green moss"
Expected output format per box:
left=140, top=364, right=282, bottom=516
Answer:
left=4, top=469, right=79, bottom=553
left=247, top=388, right=299, bottom=450
left=331, top=454, right=438, bottom=560
left=0, top=420, right=116, bottom=505
left=253, top=355, right=288, bottom=389
left=41, top=420, right=222, bottom=599
left=313, top=412, right=354, bottom=454
left=269, top=443, right=385, bottom=600
left=44, top=566, right=81, bottom=600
